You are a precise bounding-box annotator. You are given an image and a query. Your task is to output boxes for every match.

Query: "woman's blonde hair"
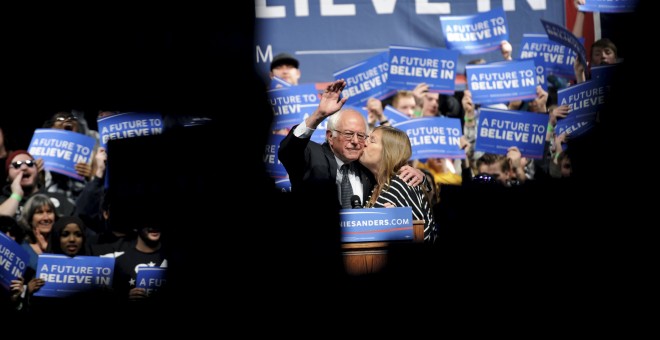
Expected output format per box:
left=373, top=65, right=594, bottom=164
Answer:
left=368, top=126, right=412, bottom=205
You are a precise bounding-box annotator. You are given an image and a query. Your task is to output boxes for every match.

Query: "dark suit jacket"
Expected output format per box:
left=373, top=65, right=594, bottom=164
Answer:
left=279, top=127, right=374, bottom=206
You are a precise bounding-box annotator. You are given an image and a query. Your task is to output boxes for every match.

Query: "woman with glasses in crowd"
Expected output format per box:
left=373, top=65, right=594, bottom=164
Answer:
left=0, top=150, right=75, bottom=219
left=0, top=150, right=41, bottom=218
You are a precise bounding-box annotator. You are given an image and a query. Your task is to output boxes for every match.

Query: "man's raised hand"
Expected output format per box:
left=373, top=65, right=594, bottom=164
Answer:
left=306, top=79, right=348, bottom=128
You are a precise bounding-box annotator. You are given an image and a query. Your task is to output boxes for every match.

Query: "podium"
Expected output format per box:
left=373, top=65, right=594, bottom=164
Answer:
left=342, top=220, right=424, bottom=275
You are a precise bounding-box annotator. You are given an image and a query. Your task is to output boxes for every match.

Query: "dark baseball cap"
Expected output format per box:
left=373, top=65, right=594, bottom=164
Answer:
left=270, top=53, right=299, bottom=71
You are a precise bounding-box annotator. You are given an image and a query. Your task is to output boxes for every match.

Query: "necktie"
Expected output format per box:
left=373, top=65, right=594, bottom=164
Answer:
left=340, top=164, right=354, bottom=208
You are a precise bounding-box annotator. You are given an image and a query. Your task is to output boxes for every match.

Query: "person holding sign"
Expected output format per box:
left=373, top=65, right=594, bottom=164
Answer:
left=359, top=126, right=437, bottom=243
left=392, top=90, right=417, bottom=118
left=270, top=53, right=301, bottom=86
left=0, top=150, right=75, bottom=219
left=574, top=38, right=618, bottom=83
left=42, top=111, right=95, bottom=203
left=366, top=97, right=392, bottom=131
left=51, top=216, right=87, bottom=257
left=8, top=195, right=52, bottom=313
left=410, top=84, right=461, bottom=119
left=279, top=80, right=425, bottom=209
left=0, top=151, right=41, bottom=218
left=18, top=194, right=58, bottom=272
left=1, top=216, right=26, bottom=314
left=572, top=0, right=619, bottom=83
left=557, top=150, right=573, bottom=178
left=24, top=217, right=95, bottom=314
left=0, top=274, right=24, bottom=314
left=422, top=92, right=461, bottom=118
left=73, top=146, right=108, bottom=235
left=105, top=225, right=167, bottom=301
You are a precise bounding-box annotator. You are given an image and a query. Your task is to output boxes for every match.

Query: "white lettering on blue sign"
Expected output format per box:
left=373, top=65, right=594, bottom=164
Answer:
left=256, top=0, right=547, bottom=18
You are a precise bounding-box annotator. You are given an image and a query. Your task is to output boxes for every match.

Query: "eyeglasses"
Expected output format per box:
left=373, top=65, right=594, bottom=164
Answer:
left=55, top=116, right=76, bottom=123
left=332, top=129, right=368, bottom=142
left=10, top=160, right=36, bottom=169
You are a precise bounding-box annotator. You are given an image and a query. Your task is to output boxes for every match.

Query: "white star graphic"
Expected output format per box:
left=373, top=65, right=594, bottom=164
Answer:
left=148, top=262, right=156, bottom=267
left=129, top=278, right=135, bottom=286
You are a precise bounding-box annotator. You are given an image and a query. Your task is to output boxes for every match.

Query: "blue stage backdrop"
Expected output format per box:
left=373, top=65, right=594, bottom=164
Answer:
left=255, top=0, right=565, bottom=84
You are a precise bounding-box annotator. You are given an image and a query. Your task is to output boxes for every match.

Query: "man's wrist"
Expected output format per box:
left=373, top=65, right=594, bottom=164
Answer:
left=10, top=193, right=22, bottom=202
left=307, top=111, right=326, bottom=128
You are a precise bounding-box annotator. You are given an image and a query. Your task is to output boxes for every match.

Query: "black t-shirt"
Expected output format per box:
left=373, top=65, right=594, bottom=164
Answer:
left=108, top=244, right=167, bottom=300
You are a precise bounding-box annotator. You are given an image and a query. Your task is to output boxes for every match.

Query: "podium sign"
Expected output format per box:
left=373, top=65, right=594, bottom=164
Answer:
left=340, top=207, right=413, bottom=243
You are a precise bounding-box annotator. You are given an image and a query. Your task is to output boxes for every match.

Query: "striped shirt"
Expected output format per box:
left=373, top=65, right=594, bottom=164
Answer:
left=368, top=176, right=436, bottom=242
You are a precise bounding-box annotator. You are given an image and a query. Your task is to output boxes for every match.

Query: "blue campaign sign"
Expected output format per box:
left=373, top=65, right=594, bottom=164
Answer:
left=136, top=267, right=167, bottom=296
left=591, top=63, right=619, bottom=85
left=475, top=107, right=548, bottom=158
left=334, top=52, right=390, bottom=106
left=34, top=254, right=114, bottom=298
left=533, top=57, right=548, bottom=92
left=555, top=112, right=597, bottom=138
left=466, top=60, right=538, bottom=104
left=393, top=117, right=465, bottom=159
left=255, top=1, right=565, bottom=84
left=268, top=84, right=319, bottom=130
left=28, top=129, right=97, bottom=181
left=270, top=76, right=293, bottom=89
left=491, top=57, right=547, bottom=91
left=541, top=19, right=587, bottom=69
left=340, top=207, right=413, bottom=243
left=519, top=34, right=580, bottom=79
left=97, top=112, right=164, bottom=149
left=0, top=233, right=29, bottom=291
left=440, top=8, right=509, bottom=54
left=579, top=0, right=639, bottom=13
left=387, top=46, right=458, bottom=94
left=274, top=178, right=291, bottom=193
left=557, top=80, right=607, bottom=118
left=265, top=134, right=287, bottom=177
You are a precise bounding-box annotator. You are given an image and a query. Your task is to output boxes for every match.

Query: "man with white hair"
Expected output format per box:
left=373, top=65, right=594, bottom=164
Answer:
left=279, top=79, right=425, bottom=208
